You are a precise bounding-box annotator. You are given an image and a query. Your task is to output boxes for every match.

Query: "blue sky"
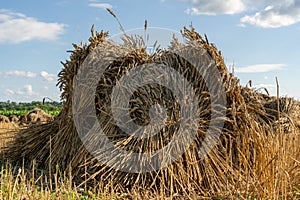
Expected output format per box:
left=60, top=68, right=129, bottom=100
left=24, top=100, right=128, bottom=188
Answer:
left=0, top=0, right=299, bottom=102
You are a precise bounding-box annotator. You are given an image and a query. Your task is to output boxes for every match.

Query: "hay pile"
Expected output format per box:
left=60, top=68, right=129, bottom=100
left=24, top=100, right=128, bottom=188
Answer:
left=2, top=26, right=299, bottom=197
left=0, top=108, right=54, bottom=126
left=18, top=108, right=54, bottom=125
left=0, top=115, right=10, bottom=123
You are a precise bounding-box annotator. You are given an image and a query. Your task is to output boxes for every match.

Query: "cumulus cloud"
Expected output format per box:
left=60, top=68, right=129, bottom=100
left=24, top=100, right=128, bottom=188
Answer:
left=0, top=9, right=66, bottom=44
left=1, top=70, right=36, bottom=78
left=240, top=1, right=300, bottom=28
left=1, top=83, right=60, bottom=102
left=185, top=0, right=246, bottom=15
left=16, top=84, right=35, bottom=96
left=235, top=64, right=287, bottom=73
left=88, top=3, right=112, bottom=9
left=168, top=0, right=300, bottom=28
left=40, top=71, right=56, bottom=82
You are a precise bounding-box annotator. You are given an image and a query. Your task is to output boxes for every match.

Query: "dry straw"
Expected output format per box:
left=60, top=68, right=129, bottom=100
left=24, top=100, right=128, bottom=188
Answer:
left=2, top=25, right=299, bottom=198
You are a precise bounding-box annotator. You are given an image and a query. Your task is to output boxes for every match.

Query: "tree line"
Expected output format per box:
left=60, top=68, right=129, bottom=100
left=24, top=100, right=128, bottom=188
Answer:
left=0, top=100, right=62, bottom=112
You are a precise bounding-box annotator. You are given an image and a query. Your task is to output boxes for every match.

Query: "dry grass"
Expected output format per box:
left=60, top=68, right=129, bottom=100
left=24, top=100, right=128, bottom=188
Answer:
left=0, top=129, right=299, bottom=199
left=0, top=160, right=123, bottom=200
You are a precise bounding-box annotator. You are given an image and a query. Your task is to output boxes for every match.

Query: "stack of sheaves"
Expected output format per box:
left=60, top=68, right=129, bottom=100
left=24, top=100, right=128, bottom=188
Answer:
left=2, top=26, right=299, bottom=197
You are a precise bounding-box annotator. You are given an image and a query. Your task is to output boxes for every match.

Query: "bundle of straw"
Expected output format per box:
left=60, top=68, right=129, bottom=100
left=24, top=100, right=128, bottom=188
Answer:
left=2, top=26, right=299, bottom=197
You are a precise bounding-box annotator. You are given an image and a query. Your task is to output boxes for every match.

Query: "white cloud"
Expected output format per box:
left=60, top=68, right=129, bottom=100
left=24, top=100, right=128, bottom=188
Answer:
left=253, top=83, right=276, bottom=94
left=1, top=84, right=61, bottom=102
left=40, top=71, right=56, bottom=82
left=254, top=83, right=276, bottom=89
left=1, top=70, right=36, bottom=78
left=235, top=64, right=287, bottom=73
left=16, top=84, right=35, bottom=96
left=240, top=0, right=300, bottom=28
left=167, top=0, right=300, bottom=28
left=4, top=89, right=15, bottom=95
left=0, top=9, right=66, bottom=44
left=88, top=3, right=113, bottom=9
left=185, top=0, right=246, bottom=15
